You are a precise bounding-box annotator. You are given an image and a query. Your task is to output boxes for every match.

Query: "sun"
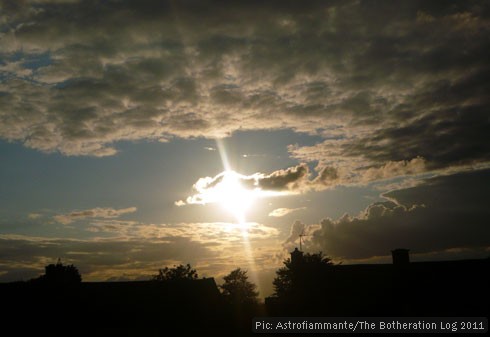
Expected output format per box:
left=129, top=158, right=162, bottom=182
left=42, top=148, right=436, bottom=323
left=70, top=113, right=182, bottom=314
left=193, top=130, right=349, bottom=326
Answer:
left=216, top=171, right=256, bottom=223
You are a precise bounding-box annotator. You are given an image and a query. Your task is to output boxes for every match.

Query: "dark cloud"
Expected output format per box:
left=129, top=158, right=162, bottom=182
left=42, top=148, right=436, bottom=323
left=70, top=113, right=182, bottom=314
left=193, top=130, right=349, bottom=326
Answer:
left=255, top=163, right=309, bottom=191
left=0, top=0, right=487, bottom=176
left=344, top=105, right=490, bottom=170
left=312, top=165, right=339, bottom=188
left=306, top=169, right=490, bottom=260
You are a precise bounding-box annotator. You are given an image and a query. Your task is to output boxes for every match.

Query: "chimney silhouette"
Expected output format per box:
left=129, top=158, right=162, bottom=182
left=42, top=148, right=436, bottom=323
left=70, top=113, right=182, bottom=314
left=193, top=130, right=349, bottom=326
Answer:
left=391, top=249, right=410, bottom=265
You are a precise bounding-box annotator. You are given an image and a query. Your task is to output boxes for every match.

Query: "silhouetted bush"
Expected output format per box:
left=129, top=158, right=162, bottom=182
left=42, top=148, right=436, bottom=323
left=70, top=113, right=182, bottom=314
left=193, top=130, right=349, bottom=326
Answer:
left=153, top=263, right=198, bottom=281
left=33, top=259, right=82, bottom=284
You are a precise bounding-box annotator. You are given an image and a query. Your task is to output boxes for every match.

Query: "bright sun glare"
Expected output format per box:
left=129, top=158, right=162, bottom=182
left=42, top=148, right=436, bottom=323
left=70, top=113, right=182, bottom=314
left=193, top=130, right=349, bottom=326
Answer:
left=216, top=171, right=256, bottom=223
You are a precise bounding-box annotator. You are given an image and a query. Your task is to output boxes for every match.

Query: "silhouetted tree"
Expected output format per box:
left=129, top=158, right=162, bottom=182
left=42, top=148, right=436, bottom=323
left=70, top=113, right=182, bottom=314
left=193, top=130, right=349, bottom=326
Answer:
left=35, top=259, right=82, bottom=284
left=153, top=263, right=198, bottom=281
left=273, top=251, right=333, bottom=298
left=220, top=268, right=259, bottom=304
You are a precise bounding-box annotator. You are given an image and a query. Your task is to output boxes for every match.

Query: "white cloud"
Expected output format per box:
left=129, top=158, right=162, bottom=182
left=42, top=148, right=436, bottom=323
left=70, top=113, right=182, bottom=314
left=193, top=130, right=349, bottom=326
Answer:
left=268, top=207, right=305, bottom=217
left=174, top=200, right=186, bottom=207
left=181, top=167, right=305, bottom=206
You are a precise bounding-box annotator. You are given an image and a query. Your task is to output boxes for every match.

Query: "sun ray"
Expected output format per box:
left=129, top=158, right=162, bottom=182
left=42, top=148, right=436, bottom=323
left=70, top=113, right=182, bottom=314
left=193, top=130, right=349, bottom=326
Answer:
left=216, top=139, right=231, bottom=172
left=214, top=139, right=262, bottom=296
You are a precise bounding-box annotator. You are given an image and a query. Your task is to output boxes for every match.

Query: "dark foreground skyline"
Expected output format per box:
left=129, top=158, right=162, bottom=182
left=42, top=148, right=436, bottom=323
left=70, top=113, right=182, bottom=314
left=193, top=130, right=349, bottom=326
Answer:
left=1, top=0, right=490, bottom=298
left=2, top=249, right=488, bottom=336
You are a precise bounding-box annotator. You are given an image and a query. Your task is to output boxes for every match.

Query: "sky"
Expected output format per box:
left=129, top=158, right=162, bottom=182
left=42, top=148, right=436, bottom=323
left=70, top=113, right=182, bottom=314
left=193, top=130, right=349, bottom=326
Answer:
left=1, top=0, right=489, bottom=297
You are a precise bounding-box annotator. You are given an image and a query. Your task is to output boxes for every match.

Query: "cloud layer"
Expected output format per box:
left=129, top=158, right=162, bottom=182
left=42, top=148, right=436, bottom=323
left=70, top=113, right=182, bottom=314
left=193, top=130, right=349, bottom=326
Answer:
left=0, top=220, right=281, bottom=291
left=53, top=207, right=137, bottom=224
left=180, top=165, right=310, bottom=206
left=0, top=0, right=488, bottom=180
left=301, top=169, right=490, bottom=261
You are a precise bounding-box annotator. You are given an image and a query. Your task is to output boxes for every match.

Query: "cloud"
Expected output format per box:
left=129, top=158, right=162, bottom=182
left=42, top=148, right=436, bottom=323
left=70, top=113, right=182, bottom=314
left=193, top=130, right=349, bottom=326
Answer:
left=53, top=207, right=137, bottom=224
left=84, top=221, right=279, bottom=244
left=268, top=207, right=305, bottom=217
left=0, top=221, right=282, bottom=296
left=174, top=200, right=186, bottom=207
left=284, top=220, right=306, bottom=246
left=300, top=169, right=490, bottom=261
left=182, top=165, right=309, bottom=206
left=360, top=157, right=427, bottom=183
left=181, top=159, right=439, bottom=206
left=255, top=164, right=310, bottom=192
left=27, top=213, right=42, bottom=219
left=181, top=158, right=431, bottom=206
left=0, top=234, right=216, bottom=282
left=0, top=0, right=487, bottom=177
left=282, top=220, right=321, bottom=251
left=289, top=142, right=432, bottom=188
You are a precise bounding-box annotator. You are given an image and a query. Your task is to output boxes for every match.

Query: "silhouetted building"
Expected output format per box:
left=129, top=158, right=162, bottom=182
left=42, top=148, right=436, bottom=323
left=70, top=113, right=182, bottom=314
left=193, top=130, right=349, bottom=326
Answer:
left=267, top=250, right=489, bottom=318
left=290, top=247, right=303, bottom=265
left=0, top=277, right=225, bottom=336
left=392, top=248, right=410, bottom=265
